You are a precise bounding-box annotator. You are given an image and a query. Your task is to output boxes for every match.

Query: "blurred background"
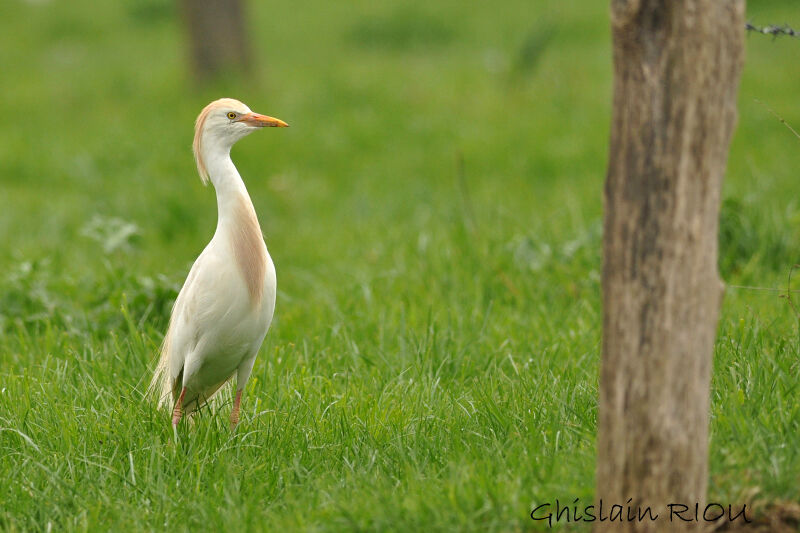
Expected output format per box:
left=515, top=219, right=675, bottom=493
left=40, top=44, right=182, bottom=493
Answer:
left=2, top=0, right=797, bottom=322
left=1, top=0, right=623, bottom=330
left=0, top=0, right=798, bottom=528
left=1, top=0, right=797, bottom=313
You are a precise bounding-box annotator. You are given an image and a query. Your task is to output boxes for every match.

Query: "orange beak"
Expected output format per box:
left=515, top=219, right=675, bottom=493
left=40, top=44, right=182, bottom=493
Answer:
left=238, top=113, right=289, bottom=128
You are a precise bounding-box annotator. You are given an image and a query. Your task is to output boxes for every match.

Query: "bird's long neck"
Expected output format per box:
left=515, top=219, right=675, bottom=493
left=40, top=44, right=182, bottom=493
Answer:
left=204, top=148, right=255, bottom=225
left=202, top=145, right=267, bottom=305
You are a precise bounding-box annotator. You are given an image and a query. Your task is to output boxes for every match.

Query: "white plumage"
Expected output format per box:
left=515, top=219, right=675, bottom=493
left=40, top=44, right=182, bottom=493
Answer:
left=150, top=98, right=288, bottom=428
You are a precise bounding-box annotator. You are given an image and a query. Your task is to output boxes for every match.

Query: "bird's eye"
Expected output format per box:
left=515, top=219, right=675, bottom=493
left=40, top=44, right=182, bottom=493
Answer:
left=227, top=112, right=237, bottom=120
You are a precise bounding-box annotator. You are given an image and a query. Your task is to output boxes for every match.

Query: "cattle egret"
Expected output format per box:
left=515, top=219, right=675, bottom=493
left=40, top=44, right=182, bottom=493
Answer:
left=149, top=98, right=288, bottom=429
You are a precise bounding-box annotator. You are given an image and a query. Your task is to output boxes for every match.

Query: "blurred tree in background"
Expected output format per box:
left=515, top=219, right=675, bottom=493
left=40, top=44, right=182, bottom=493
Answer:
left=597, top=1, right=745, bottom=531
left=180, top=0, right=251, bottom=80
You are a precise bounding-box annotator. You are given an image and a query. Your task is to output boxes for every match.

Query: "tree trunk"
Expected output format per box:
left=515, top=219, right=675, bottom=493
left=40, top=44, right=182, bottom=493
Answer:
left=596, top=1, right=744, bottom=532
left=180, top=0, right=252, bottom=81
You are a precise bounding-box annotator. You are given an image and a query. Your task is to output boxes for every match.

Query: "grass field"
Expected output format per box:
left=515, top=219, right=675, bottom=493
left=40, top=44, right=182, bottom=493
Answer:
left=1, top=0, right=798, bottom=530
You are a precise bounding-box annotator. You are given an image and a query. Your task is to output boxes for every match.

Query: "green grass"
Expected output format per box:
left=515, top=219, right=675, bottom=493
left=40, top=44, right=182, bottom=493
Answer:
left=1, top=0, right=798, bottom=531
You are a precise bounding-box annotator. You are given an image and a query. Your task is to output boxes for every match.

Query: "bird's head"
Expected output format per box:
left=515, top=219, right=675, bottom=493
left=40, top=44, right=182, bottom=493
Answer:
left=193, top=98, right=288, bottom=184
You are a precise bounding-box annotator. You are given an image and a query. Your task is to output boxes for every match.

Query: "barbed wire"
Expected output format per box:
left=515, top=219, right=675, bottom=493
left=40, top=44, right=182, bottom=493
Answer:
left=746, top=23, right=799, bottom=39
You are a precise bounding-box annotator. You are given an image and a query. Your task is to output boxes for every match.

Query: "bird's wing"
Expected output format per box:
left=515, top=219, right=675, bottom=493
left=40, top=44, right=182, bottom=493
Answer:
left=148, top=245, right=216, bottom=408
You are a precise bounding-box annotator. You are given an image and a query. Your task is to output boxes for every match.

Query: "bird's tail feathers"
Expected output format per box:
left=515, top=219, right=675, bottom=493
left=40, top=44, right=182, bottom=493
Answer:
left=148, top=328, right=175, bottom=410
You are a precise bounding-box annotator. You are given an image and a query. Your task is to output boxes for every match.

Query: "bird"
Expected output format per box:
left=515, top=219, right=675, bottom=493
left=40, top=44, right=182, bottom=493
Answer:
left=149, top=98, right=288, bottom=429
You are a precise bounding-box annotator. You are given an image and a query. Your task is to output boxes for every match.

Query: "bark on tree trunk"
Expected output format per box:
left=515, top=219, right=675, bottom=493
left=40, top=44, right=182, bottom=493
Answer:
left=596, top=1, right=745, bottom=531
left=180, top=0, right=252, bottom=81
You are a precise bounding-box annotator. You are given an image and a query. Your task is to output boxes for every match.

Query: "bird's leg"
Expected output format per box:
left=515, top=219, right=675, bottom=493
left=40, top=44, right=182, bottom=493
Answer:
left=230, top=389, right=243, bottom=429
left=172, top=387, right=186, bottom=427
